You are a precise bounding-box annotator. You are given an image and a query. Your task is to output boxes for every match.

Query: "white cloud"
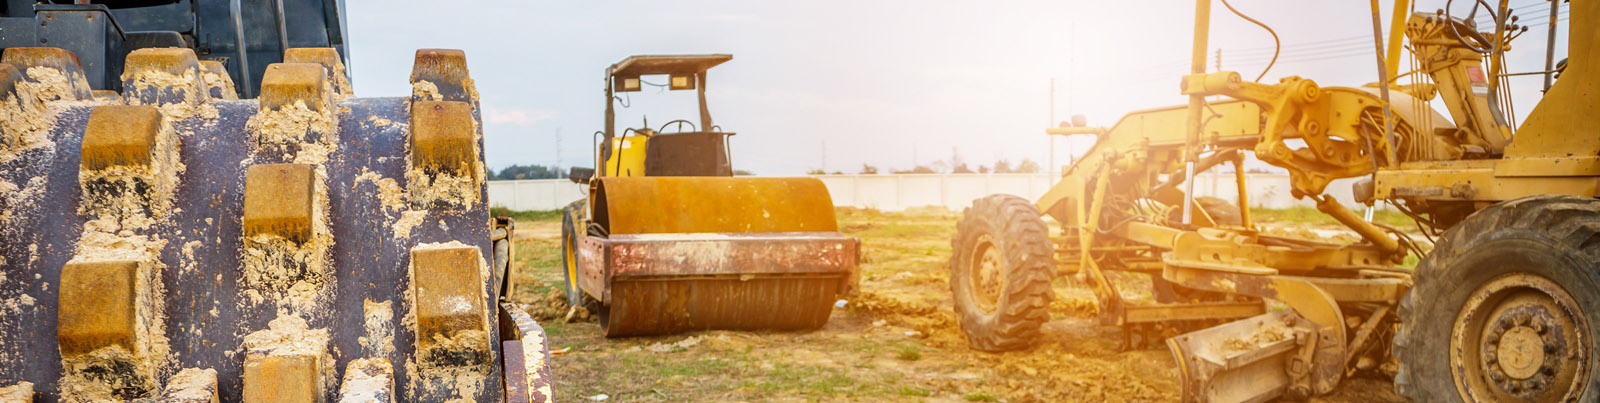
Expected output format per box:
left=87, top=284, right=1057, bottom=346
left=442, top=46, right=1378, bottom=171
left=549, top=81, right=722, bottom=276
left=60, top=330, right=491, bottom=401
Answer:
left=484, top=107, right=557, bottom=125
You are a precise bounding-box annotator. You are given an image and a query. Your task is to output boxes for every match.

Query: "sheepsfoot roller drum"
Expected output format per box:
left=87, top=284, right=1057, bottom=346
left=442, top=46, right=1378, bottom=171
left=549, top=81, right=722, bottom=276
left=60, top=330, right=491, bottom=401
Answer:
left=569, top=177, right=859, bottom=337
left=0, top=47, right=553, bottom=402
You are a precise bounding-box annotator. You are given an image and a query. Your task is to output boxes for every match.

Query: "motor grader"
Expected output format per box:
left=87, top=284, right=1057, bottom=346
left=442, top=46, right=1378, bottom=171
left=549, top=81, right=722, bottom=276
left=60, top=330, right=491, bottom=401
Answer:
left=0, top=1, right=552, bottom=402
left=560, top=54, right=860, bottom=337
left=949, top=1, right=1598, bottom=401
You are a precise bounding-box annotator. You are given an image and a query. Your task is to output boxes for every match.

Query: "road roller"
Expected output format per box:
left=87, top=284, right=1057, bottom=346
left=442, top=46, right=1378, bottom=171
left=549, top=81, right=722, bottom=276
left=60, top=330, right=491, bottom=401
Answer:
left=560, top=54, right=859, bottom=337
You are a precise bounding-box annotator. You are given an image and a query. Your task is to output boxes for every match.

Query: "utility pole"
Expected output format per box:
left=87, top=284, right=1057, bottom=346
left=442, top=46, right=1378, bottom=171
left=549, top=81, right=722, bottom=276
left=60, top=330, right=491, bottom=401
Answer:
left=555, top=127, right=562, bottom=170
left=1049, top=77, right=1055, bottom=182
left=821, top=140, right=827, bottom=172
left=1215, top=48, right=1221, bottom=72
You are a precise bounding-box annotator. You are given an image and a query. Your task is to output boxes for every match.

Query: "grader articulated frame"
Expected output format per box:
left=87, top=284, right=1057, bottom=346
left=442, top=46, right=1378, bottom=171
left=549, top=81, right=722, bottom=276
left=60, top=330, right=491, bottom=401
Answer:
left=951, top=1, right=1599, bottom=402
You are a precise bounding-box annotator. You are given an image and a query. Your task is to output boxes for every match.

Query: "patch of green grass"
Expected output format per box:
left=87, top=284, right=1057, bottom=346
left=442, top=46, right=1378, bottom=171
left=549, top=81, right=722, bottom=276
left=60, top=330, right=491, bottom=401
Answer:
left=896, top=386, right=933, bottom=397
left=490, top=207, right=564, bottom=223
left=1250, top=206, right=1415, bottom=228
left=894, top=344, right=923, bottom=361
left=963, top=391, right=999, bottom=402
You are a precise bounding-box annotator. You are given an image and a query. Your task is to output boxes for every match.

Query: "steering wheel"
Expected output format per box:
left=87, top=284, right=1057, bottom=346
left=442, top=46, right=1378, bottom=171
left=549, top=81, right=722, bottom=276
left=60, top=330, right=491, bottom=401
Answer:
left=658, top=119, right=697, bottom=134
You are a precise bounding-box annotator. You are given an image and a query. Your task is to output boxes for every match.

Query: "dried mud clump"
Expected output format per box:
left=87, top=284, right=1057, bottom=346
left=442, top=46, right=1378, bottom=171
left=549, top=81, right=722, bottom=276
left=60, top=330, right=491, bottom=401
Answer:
left=77, top=117, right=184, bottom=221
left=338, top=358, right=395, bottom=403
left=360, top=299, right=396, bottom=357
left=22, top=66, right=88, bottom=103
left=246, top=72, right=338, bottom=157
left=411, top=81, right=443, bottom=102
left=121, top=67, right=218, bottom=121
left=157, top=367, right=218, bottom=402
left=240, top=160, right=333, bottom=310
left=57, top=260, right=167, bottom=402
left=242, top=312, right=336, bottom=394
left=404, top=102, right=483, bottom=209
left=0, top=67, right=69, bottom=159
left=241, top=231, right=331, bottom=308
left=407, top=166, right=483, bottom=209
left=0, top=382, right=32, bottom=402
left=404, top=241, right=494, bottom=403
left=201, top=69, right=238, bottom=100
left=1219, top=321, right=1293, bottom=354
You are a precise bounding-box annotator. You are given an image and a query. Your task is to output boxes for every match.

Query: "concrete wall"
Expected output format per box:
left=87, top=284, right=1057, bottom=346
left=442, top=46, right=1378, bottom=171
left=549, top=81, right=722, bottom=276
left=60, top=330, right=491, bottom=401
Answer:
left=811, top=173, right=1370, bottom=211
left=485, top=173, right=1373, bottom=212
left=486, top=179, right=588, bottom=211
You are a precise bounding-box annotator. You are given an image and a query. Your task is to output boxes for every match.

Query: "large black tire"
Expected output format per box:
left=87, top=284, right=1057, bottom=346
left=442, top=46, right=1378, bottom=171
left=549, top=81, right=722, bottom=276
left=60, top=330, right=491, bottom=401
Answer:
left=561, top=199, right=598, bottom=311
left=1396, top=195, right=1600, bottom=402
left=950, top=194, right=1055, bottom=351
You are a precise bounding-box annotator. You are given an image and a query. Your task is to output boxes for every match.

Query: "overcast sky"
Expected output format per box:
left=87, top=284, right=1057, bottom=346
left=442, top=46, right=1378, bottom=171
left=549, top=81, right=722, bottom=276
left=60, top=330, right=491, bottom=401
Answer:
left=345, top=0, right=1568, bottom=176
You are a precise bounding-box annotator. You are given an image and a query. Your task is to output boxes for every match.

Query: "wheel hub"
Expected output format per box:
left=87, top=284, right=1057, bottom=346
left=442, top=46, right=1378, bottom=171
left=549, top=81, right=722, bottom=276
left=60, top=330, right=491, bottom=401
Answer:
left=970, top=234, right=1004, bottom=312
left=1493, top=326, right=1546, bottom=380
left=1453, top=274, right=1589, bottom=401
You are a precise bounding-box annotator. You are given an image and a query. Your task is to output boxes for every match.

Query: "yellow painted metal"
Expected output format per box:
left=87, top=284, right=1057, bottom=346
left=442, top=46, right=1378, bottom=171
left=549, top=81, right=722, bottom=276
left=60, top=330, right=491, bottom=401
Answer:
left=1312, top=196, right=1400, bottom=254
left=599, top=135, right=650, bottom=178
left=592, top=176, right=838, bottom=235
left=1376, top=162, right=1600, bottom=201
left=1181, top=0, right=1212, bottom=226
left=1385, top=0, right=1411, bottom=79
left=1124, top=302, right=1263, bottom=323
left=1231, top=154, right=1251, bottom=228
left=1401, top=13, right=1513, bottom=152
left=1077, top=163, right=1123, bottom=322
left=1502, top=1, right=1600, bottom=159
left=1032, top=100, right=1262, bottom=215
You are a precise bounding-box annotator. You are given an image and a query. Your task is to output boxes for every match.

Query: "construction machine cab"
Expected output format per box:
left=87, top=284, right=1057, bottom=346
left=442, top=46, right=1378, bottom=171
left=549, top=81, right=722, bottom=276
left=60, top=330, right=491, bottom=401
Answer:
left=597, top=54, right=735, bottom=178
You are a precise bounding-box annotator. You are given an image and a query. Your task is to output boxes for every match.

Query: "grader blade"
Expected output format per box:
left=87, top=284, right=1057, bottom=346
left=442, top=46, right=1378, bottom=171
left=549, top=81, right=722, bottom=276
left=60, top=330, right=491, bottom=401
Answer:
left=576, top=177, right=858, bottom=337
left=0, top=47, right=550, bottom=402
left=1168, top=310, right=1320, bottom=403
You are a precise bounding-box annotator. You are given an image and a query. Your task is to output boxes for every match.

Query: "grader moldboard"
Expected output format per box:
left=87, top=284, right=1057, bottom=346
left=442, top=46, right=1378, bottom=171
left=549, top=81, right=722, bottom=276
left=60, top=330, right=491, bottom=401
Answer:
left=0, top=1, right=553, bottom=402
left=560, top=54, right=860, bottom=337
left=950, top=1, right=1598, bottom=402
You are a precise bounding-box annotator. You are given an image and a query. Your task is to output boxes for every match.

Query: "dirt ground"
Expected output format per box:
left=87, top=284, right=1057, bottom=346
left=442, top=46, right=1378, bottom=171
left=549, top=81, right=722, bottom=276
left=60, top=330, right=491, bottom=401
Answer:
left=505, top=207, right=1410, bottom=402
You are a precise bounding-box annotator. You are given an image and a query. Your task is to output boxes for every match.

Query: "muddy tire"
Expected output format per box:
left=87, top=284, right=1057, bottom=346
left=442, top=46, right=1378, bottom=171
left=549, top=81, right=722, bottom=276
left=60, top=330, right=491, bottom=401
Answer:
left=561, top=199, right=599, bottom=312
left=950, top=194, right=1054, bottom=351
left=1395, top=195, right=1600, bottom=402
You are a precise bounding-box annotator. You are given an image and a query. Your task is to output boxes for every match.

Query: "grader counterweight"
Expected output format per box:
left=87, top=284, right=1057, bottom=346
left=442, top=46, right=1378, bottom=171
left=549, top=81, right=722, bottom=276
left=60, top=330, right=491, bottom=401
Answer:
left=950, top=1, right=1599, bottom=402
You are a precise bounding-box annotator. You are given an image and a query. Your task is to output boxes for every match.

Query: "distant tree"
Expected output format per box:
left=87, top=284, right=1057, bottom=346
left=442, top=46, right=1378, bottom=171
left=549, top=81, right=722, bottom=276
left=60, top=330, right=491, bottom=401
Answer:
left=733, top=169, right=755, bottom=176
left=992, top=159, right=1013, bottom=174
left=931, top=160, right=949, bottom=173
left=952, top=163, right=975, bottom=174
left=859, top=164, right=879, bottom=174
left=978, top=165, right=991, bottom=174
left=890, top=165, right=937, bottom=174
left=806, top=168, right=827, bottom=175
left=831, top=171, right=844, bottom=175
left=1016, top=158, right=1041, bottom=173
left=494, top=164, right=562, bottom=180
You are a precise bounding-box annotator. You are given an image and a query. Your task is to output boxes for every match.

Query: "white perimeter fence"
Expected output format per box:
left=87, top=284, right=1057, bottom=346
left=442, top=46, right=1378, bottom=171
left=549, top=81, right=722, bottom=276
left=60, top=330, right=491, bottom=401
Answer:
left=487, top=173, right=1375, bottom=212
